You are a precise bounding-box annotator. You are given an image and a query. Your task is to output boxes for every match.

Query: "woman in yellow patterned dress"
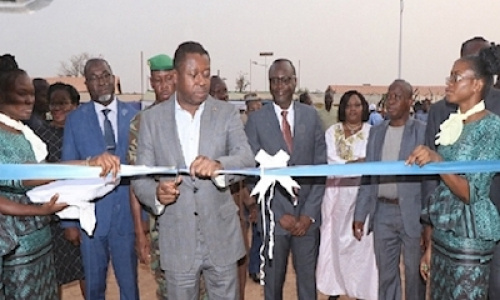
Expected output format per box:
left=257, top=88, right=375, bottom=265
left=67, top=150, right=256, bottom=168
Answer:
left=316, top=90, right=378, bottom=300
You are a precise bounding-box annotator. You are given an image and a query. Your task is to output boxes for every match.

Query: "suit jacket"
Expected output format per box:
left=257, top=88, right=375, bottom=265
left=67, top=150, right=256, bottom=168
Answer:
left=61, top=100, right=138, bottom=237
left=244, top=102, right=326, bottom=235
left=353, top=118, right=426, bottom=238
left=131, top=96, right=255, bottom=272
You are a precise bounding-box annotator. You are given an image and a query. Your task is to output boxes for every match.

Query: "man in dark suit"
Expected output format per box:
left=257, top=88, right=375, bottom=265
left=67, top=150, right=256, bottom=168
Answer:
left=353, top=79, right=426, bottom=300
left=244, top=59, right=326, bottom=300
left=422, top=36, right=500, bottom=298
left=62, top=58, right=140, bottom=299
left=132, top=41, right=255, bottom=300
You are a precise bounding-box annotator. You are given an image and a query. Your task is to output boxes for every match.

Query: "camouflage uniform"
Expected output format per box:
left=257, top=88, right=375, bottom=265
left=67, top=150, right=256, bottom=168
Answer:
left=128, top=111, right=167, bottom=299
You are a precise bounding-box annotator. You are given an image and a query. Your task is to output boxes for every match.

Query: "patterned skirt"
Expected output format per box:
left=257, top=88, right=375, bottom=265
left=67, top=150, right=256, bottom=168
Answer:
left=430, top=229, right=495, bottom=300
left=2, top=225, right=58, bottom=300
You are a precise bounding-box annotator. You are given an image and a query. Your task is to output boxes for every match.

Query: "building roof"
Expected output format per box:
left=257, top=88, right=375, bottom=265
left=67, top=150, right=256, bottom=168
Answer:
left=41, top=75, right=446, bottom=104
left=328, top=84, right=446, bottom=99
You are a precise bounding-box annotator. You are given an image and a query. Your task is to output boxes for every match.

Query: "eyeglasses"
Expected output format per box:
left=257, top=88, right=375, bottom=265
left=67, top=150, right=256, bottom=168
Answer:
left=87, top=72, right=112, bottom=83
left=269, top=76, right=295, bottom=85
left=386, top=94, right=405, bottom=101
left=445, top=73, right=475, bottom=85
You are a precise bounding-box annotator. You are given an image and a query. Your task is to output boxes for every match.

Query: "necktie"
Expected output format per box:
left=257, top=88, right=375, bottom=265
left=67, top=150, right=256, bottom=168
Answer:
left=281, top=110, right=293, bottom=153
left=102, top=109, right=116, bottom=153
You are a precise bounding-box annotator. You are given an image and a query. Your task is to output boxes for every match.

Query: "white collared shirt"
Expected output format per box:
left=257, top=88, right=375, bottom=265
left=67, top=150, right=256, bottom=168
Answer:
left=93, top=98, right=118, bottom=144
left=174, top=93, right=205, bottom=168
left=273, top=102, right=295, bottom=136
left=154, top=95, right=225, bottom=215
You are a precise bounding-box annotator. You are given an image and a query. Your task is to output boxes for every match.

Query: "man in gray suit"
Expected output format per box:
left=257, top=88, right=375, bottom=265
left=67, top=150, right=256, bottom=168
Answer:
left=245, top=59, right=326, bottom=300
left=132, top=41, right=255, bottom=300
left=353, top=79, right=426, bottom=300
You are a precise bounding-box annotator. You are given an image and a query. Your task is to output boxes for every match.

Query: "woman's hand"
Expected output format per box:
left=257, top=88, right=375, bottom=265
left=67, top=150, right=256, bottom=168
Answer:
left=88, top=152, right=121, bottom=178
left=352, top=221, right=364, bottom=241
left=347, top=157, right=365, bottom=164
left=39, top=193, right=68, bottom=215
left=406, top=145, right=442, bottom=167
left=420, top=247, right=432, bottom=281
left=64, top=227, right=81, bottom=246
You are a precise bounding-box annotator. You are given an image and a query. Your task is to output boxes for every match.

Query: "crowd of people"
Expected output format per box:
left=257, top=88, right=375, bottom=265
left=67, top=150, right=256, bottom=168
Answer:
left=1, top=36, right=500, bottom=300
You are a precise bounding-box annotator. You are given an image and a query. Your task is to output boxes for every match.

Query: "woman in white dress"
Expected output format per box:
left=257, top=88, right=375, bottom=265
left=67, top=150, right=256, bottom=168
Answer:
left=316, top=90, right=378, bottom=300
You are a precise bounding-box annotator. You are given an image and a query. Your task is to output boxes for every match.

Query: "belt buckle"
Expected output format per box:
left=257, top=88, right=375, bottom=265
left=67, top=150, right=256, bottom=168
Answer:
left=379, top=197, right=398, bottom=205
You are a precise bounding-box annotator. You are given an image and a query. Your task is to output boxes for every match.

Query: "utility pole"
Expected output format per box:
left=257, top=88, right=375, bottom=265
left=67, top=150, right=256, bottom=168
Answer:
left=398, top=0, right=404, bottom=78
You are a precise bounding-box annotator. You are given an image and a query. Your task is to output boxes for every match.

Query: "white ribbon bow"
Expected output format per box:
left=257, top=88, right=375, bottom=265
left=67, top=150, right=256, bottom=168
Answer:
left=250, top=149, right=300, bottom=284
left=436, top=100, right=485, bottom=146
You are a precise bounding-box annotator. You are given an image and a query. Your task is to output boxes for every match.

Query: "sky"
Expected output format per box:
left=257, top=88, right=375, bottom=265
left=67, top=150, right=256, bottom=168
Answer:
left=1, top=0, right=500, bottom=94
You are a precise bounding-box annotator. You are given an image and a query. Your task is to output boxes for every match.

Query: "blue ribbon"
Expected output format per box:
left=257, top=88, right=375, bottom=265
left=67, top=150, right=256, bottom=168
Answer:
left=222, top=160, right=500, bottom=177
left=2, top=160, right=500, bottom=180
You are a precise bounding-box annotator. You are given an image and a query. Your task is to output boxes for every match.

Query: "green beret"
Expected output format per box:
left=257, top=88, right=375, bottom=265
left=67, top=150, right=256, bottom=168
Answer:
left=148, top=54, right=173, bottom=71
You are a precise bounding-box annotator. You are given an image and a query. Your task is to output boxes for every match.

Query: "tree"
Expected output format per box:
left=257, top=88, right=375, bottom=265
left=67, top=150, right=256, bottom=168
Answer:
left=58, top=52, right=97, bottom=76
left=235, top=72, right=249, bottom=93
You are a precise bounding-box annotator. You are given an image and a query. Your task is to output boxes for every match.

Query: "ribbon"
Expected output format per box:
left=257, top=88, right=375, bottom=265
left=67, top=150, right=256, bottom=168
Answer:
left=27, top=177, right=118, bottom=236
left=249, top=150, right=299, bottom=284
left=4, top=152, right=500, bottom=274
left=4, top=159, right=500, bottom=180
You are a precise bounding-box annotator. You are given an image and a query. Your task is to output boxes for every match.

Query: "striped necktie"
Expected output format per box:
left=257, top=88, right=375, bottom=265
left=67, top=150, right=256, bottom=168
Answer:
left=102, top=109, right=116, bottom=153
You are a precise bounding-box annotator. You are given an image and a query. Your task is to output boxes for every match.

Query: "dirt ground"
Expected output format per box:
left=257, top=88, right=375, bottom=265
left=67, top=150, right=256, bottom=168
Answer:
left=61, top=260, right=354, bottom=300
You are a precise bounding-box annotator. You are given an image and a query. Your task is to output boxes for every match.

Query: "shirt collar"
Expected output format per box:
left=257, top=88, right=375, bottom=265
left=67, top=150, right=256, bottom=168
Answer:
left=273, top=101, right=294, bottom=115
left=174, top=93, right=206, bottom=114
left=94, top=97, right=118, bottom=113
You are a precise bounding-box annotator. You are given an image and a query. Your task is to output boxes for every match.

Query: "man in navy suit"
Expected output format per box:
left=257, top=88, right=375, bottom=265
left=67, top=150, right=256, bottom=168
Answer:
left=62, top=58, right=139, bottom=300
left=244, top=59, right=326, bottom=300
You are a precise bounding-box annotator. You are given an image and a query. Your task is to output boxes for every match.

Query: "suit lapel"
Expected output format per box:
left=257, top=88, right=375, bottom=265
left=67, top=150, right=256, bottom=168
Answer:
left=199, top=97, right=217, bottom=158
left=290, top=103, right=304, bottom=164
left=262, top=104, right=290, bottom=157
left=164, top=99, right=187, bottom=169
left=116, top=100, right=131, bottom=159
left=398, top=118, right=415, bottom=160
left=86, top=102, right=106, bottom=152
left=373, top=121, right=389, bottom=161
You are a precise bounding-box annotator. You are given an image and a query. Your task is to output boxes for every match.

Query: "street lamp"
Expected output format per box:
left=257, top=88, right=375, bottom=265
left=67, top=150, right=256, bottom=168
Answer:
left=259, top=52, right=274, bottom=90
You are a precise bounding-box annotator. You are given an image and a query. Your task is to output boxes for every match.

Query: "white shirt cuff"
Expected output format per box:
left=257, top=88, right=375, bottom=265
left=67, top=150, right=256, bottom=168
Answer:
left=212, top=174, right=227, bottom=188
left=154, top=197, right=166, bottom=215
